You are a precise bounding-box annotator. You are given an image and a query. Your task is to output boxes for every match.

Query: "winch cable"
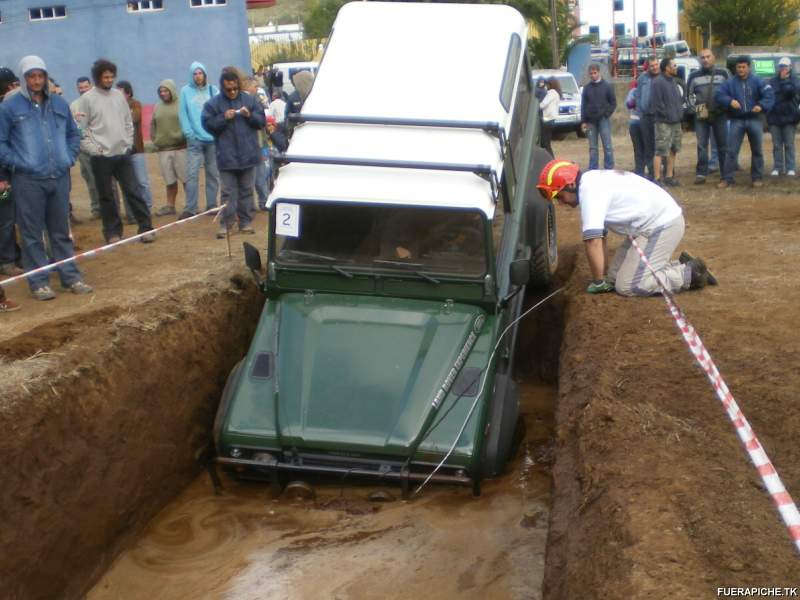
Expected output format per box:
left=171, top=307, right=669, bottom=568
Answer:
left=413, top=286, right=564, bottom=497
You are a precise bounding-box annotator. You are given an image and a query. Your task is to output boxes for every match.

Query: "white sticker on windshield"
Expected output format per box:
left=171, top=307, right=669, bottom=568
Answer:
left=275, top=203, right=300, bottom=238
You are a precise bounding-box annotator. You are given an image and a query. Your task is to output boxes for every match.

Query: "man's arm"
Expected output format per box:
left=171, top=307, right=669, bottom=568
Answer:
left=200, top=99, right=226, bottom=135
left=177, top=88, right=194, bottom=140
left=64, top=102, right=81, bottom=162
left=584, top=237, right=606, bottom=281
left=757, top=78, right=775, bottom=113
left=121, top=96, right=134, bottom=149
left=605, top=81, right=616, bottom=116
left=246, top=96, right=266, bottom=130
left=714, top=79, right=733, bottom=109
left=0, top=105, right=19, bottom=171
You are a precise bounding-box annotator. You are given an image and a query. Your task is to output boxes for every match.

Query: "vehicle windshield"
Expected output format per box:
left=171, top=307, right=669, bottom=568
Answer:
left=272, top=202, right=488, bottom=278
left=556, top=76, right=579, bottom=95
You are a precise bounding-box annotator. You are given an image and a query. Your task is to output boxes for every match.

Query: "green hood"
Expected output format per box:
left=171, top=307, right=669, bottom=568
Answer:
left=226, top=293, right=485, bottom=456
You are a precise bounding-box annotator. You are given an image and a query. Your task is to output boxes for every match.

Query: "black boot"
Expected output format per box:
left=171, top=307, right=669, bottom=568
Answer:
left=680, top=252, right=718, bottom=285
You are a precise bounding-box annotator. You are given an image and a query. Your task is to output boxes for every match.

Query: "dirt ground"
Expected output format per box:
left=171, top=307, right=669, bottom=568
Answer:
left=2, top=135, right=799, bottom=598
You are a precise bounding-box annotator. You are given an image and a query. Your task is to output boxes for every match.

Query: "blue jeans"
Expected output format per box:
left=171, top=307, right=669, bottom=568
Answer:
left=694, top=115, right=727, bottom=177
left=628, top=120, right=645, bottom=175
left=769, top=124, right=796, bottom=173
left=723, top=118, right=764, bottom=182
left=185, top=139, right=219, bottom=214
left=130, top=152, right=153, bottom=209
left=12, top=173, right=82, bottom=290
left=586, top=118, right=614, bottom=170
left=255, top=159, right=269, bottom=209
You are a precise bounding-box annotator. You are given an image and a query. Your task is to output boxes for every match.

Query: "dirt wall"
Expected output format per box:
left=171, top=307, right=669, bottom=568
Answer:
left=0, top=270, right=263, bottom=600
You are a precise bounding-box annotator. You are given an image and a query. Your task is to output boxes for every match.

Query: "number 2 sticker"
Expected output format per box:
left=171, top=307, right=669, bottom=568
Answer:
left=275, top=203, right=300, bottom=238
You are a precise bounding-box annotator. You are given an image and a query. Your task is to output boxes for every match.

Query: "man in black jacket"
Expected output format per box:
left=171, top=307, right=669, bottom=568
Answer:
left=651, top=57, right=684, bottom=186
left=687, top=49, right=729, bottom=184
left=201, top=68, right=266, bottom=239
left=580, top=64, right=616, bottom=170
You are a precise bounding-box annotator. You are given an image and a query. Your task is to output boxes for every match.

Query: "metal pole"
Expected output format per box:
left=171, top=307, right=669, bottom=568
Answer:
left=632, top=0, right=637, bottom=77
left=611, top=0, right=616, bottom=77
left=549, top=0, right=560, bottom=68
left=652, top=0, right=657, bottom=51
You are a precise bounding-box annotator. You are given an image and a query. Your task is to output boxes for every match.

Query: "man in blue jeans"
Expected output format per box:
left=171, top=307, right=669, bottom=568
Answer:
left=687, top=49, right=729, bottom=184
left=767, top=57, right=800, bottom=177
left=179, top=61, right=219, bottom=219
left=0, top=55, right=92, bottom=300
left=580, top=64, right=616, bottom=170
left=715, top=55, right=774, bottom=188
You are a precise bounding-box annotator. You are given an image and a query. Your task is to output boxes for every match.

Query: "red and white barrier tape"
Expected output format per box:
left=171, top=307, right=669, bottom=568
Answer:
left=628, top=236, right=800, bottom=555
left=0, top=206, right=223, bottom=290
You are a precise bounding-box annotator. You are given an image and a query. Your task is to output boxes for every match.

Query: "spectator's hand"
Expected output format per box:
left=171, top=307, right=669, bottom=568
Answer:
left=580, top=123, right=588, bottom=132
left=224, top=109, right=237, bottom=120
left=0, top=181, right=9, bottom=193
left=753, top=105, right=762, bottom=113
left=730, top=100, right=741, bottom=110
left=238, top=106, right=251, bottom=118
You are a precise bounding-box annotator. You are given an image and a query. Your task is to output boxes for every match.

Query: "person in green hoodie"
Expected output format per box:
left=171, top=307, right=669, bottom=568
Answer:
left=178, top=62, right=219, bottom=219
left=151, top=79, right=187, bottom=217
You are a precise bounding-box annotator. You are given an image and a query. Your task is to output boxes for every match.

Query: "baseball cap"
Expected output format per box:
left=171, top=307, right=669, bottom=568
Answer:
left=778, top=57, right=792, bottom=67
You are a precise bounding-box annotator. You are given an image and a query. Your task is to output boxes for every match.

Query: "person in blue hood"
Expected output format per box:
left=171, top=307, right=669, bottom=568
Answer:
left=767, top=57, right=800, bottom=177
left=179, top=61, right=220, bottom=219
left=0, top=56, right=92, bottom=301
left=715, top=55, right=775, bottom=188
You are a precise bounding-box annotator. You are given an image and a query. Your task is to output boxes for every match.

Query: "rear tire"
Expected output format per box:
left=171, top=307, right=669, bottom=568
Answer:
left=526, top=147, right=558, bottom=286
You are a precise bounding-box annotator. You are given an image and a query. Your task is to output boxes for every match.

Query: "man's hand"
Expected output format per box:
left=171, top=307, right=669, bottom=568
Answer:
left=0, top=181, right=10, bottom=193
left=586, top=280, right=614, bottom=294
left=753, top=105, right=762, bottom=113
left=730, top=99, right=741, bottom=110
left=580, top=122, right=588, bottom=132
left=238, top=106, right=250, bottom=118
left=224, top=109, right=237, bottom=120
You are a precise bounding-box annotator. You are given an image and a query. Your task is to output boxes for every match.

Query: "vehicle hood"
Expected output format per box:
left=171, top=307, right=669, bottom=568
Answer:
left=275, top=293, right=485, bottom=453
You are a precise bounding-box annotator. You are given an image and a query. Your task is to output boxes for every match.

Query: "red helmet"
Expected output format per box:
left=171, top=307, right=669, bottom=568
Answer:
left=537, top=159, right=580, bottom=200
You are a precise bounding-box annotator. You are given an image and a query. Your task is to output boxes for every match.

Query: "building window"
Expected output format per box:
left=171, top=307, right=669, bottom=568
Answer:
left=29, top=6, right=67, bottom=21
left=128, top=0, right=164, bottom=12
left=190, top=0, right=226, bottom=7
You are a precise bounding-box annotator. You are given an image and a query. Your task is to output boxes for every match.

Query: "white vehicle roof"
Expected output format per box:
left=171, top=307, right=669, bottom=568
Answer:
left=268, top=2, right=528, bottom=218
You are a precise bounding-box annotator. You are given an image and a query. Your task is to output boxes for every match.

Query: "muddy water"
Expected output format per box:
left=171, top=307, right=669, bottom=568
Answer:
left=88, top=381, right=554, bottom=600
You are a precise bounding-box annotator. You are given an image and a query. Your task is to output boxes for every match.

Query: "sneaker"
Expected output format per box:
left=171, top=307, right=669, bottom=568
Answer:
left=770, top=169, right=780, bottom=177
left=0, top=263, right=24, bottom=276
left=686, top=259, right=709, bottom=290
left=0, top=297, right=20, bottom=312
left=664, top=177, right=680, bottom=187
left=239, top=225, right=255, bottom=235
left=140, top=232, right=156, bottom=244
left=681, top=254, right=718, bottom=287
left=788, top=170, right=796, bottom=177
left=654, top=179, right=664, bottom=188
left=125, top=216, right=137, bottom=225
left=752, top=180, right=763, bottom=188
left=216, top=226, right=228, bottom=240
left=155, top=205, right=176, bottom=217
left=31, top=285, right=56, bottom=301
left=106, top=235, right=122, bottom=244
left=178, top=211, right=194, bottom=221
left=64, top=281, right=93, bottom=295
left=258, top=205, right=268, bottom=212
left=70, top=213, right=84, bottom=226
left=708, top=165, right=719, bottom=174
left=90, top=211, right=102, bottom=220
left=717, top=181, right=731, bottom=189
left=694, top=176, right=706, bottom=185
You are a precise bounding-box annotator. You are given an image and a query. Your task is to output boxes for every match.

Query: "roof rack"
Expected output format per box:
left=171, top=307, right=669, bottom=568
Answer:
left=273, top=153, right=500, bottom=201
left=287, top=113, right=508, bottom=155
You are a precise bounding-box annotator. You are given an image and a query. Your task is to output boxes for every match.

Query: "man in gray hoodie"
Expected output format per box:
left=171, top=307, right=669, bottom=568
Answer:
left=0, top=56, right=92, bottom=300
left=75, top=58, right=154, bottom=243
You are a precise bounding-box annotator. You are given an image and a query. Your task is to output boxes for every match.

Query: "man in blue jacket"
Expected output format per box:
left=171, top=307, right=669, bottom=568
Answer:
left=767, top=57, right=800, bottom=177
left=0, top=56, right=92, bottom=301
left=202, top=68, right=266, bottom=239
left=179, top=62, right=220, bottom=219
left=580, top=64, right=616, bottom=170
left=715, top=55, right=775, bottom=188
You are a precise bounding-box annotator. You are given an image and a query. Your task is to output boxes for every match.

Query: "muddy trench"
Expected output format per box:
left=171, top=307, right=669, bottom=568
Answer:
left=1, top=249, right=578, bottom=600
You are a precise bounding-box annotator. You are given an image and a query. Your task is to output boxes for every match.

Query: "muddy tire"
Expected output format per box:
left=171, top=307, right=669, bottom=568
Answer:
left=213, top=359, right=244, bottom=453
left=479, top=372, right=520, bottom=480
left=526, top=147, right=558, bottom=287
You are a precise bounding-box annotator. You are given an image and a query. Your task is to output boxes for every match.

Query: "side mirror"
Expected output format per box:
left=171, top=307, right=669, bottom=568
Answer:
left=509, top=259, right=530, bottom=287
left=242, top=242, right=264, bottom=286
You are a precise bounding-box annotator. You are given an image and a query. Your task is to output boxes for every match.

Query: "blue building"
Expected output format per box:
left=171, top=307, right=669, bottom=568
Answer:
left=0, top=0, right=251, bottom=104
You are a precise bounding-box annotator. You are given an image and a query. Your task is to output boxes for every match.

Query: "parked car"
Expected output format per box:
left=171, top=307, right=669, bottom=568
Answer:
left=531, top=68, right=582, bottom=135
left=213, top=1, right=556, bottom=497
left=272, top=61, right=319, bottom=97
left=663, top=40, right=691, bottom=57
left=725, top=52, right=800, bottom=78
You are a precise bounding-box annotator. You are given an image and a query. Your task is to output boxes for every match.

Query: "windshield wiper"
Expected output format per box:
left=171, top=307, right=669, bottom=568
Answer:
left=281, top=249, right=336, bottom=262
left=372, top=259, right=440, bottom=284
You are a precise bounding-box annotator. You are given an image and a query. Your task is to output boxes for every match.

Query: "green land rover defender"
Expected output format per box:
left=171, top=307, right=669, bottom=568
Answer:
left=213, top=1, right=557, bottom=495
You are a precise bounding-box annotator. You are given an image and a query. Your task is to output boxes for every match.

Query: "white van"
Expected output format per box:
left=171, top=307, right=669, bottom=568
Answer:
left=530, top=69, right=582, bottom=134
left=271, top=61, right=319, bottom=97
left=663, top=40, right=691, bottom=58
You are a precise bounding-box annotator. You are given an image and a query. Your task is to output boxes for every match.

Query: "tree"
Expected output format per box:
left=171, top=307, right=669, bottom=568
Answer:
left=687, top=0, right=800, bottom=46
left=303, top=0, right=347, bottom=40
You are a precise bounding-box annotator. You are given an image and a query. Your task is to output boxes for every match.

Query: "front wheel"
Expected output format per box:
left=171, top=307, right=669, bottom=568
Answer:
left=526, top=147, right=558, bottom=287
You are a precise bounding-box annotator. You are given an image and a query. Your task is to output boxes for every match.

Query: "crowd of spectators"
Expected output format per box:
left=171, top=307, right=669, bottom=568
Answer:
left=0, top=56, right=303, bottom=313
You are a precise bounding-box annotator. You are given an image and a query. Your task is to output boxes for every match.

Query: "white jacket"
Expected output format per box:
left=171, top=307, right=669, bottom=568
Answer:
left=540, top=89, right=560, bottom=122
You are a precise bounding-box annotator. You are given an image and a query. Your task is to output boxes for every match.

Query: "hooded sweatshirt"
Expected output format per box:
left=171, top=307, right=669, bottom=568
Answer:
left=0, top=55, right=79, bottom=178
left=151, top=79, right=186, bottom=151
left=179, top=62, right=218, bottom=143
left=75, top=82, right=134, bottom=157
